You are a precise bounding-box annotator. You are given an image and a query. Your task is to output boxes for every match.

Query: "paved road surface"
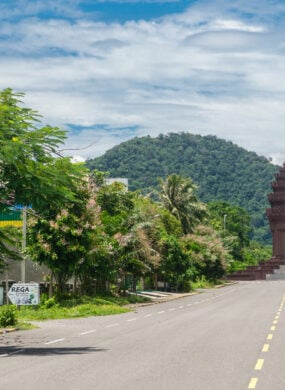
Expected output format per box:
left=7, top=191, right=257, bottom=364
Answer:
left=1, top=281, right=285, bottom=390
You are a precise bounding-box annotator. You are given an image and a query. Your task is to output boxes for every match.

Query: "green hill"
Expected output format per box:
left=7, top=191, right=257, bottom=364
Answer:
left=86, top=132, right=279, bottom=243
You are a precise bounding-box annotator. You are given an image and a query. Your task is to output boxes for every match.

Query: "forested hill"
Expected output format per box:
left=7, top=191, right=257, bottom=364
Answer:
left=86, top=132, right=279, bottom=243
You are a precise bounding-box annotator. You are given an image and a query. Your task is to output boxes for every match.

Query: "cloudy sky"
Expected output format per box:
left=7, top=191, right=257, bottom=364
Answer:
left=1, top=0, right=285, bottom=163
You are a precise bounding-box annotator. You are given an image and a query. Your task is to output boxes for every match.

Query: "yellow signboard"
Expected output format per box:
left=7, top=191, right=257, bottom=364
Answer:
left=0, top=220, right=22, bottom=227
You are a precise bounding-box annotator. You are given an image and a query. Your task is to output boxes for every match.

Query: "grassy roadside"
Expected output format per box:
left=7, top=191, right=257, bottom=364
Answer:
left=0, top=294, right=150, bottom=329
left=1, top=282, right=229, bottom=330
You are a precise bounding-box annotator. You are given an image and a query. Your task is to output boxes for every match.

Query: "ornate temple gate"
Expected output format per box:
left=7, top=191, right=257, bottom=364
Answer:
left=267, top=163, right=285, bottom=261
left=227, top=163, right=285, bottom=280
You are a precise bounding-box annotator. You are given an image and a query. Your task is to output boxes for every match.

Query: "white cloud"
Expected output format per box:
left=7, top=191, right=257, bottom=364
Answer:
left=212, top=19, right=264, bottom=32
left=0, top=0, right=284, bottom=164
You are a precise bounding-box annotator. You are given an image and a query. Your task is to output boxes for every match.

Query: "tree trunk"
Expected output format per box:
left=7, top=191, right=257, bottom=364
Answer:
left=132, top=275, right=136, bottom=292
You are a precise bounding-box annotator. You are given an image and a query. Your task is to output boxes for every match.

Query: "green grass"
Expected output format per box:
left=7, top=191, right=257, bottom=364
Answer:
left=13, top=293, right=150, bottom=322
left=17, top=321, right=37, bottom=330
left=17, top=303, right=129, bottom=321
left=192, top=277, right=230, bottom=289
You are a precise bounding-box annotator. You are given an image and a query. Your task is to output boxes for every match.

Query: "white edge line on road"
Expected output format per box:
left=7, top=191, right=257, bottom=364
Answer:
left=106, top=323, right=119, bottom=328
left=127, top=318, right=138, bottom=322
left=0, top=349, right=24, bottom=357
left=80, top=330, right=96, bottom=335
left=45, top=338, right=65, bottom=345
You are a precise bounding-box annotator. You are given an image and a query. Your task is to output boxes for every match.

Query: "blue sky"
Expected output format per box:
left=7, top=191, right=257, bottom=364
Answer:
left=1, top=0, right=285, bottom=163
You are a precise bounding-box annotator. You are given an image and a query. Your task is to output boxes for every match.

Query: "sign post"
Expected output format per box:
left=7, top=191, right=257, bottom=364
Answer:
left=21, top=206, right=27, bottom=283
left=7, top=283, right=40, bottom=305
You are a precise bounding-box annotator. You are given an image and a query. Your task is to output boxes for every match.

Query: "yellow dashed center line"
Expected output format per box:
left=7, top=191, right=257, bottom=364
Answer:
left=254, top=359, right=264, bottom=370
left=248, top=377, right=258, bottom=389
left=248, top=291, right=285, bottom=388
left=262, top=344, right=269, bottom=352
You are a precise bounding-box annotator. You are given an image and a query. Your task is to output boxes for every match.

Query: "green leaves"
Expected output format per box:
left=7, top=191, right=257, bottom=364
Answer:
left=0, top=88, right=86, bottom=212
left=0, top=88, right=89, bottom=269
left=0, top=226, right=21, bottom=268
left=158, top=174, right=207, bottom=235
left=208, top=201, right=252, bottom=260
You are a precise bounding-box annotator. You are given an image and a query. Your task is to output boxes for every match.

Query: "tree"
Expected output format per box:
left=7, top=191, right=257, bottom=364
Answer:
left=97, top=182, right=183, bottom=292
left=159, top=234, right=193, bottom=292
left=158, top=174, right=207, bottom=234
left=0, top=226, right=21, bottom=271
left=0, top=88, right=86, bottom=214
left=181, top=225, right=229, bottom=282
left=27, top=180, right=99, bottom=293
left=97, top=183, right=160, bottom=291
left=0, top=88, right=87, bottom=268
left=97, top=181, right=136, bottom=236
left=113, top=194, right=183, bottom=291
left=207, top=201, right=252, bottom=260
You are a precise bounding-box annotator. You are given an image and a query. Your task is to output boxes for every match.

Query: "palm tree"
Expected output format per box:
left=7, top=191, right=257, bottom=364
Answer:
left=158, top=174, right=207, bottom=235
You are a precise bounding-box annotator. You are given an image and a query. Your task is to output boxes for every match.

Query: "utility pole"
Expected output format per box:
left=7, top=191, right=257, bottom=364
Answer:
left=21, top=206, right=26, bottom=283
left=223, top=214, right=227, bottom=236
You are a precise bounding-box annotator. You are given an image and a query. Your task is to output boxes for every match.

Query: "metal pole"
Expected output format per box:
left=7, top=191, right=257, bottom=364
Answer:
left=223, top=214, right=227, bottom=235
left=5, top=267, right=9, bottom=304
left=21, top=206, right=26, bottom=283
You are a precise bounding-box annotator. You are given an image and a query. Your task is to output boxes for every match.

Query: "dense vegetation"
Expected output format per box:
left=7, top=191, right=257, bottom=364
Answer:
left=0, top=90, right=274, bottom=309
left=86, top=133, right=279, bottom=243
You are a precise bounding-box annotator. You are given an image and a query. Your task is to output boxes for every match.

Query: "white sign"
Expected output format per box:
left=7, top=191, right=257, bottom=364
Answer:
left=8, top=283, right=40, bottom=305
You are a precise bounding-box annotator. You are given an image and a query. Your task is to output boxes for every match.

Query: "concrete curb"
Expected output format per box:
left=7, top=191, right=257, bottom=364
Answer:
left=125, top=292, right=199, bottom=309
left=0, top=327, right=17, bottom=334
left=125, top=282, right=236, bottom=309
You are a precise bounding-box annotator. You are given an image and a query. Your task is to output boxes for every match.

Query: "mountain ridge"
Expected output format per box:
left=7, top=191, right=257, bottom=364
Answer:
left=86, top=132, right=279, bottom=243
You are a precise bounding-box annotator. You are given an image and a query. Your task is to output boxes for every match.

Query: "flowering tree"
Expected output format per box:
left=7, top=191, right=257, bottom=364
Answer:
left=181, top=225, right=230, bottom=281
left=27, top=181, right=100, bottom=293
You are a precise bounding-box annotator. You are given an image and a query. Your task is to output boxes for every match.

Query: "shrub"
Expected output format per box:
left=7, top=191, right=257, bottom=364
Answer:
left=0, top=305, right=17, bottom=327
left=42, top=296, right=57, bottom=309
left=192, top=275, right=213, bottom=289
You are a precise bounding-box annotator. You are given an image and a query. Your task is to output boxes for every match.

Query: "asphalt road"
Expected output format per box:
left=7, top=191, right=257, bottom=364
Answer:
left=1, top=281, right=285, bottom=390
